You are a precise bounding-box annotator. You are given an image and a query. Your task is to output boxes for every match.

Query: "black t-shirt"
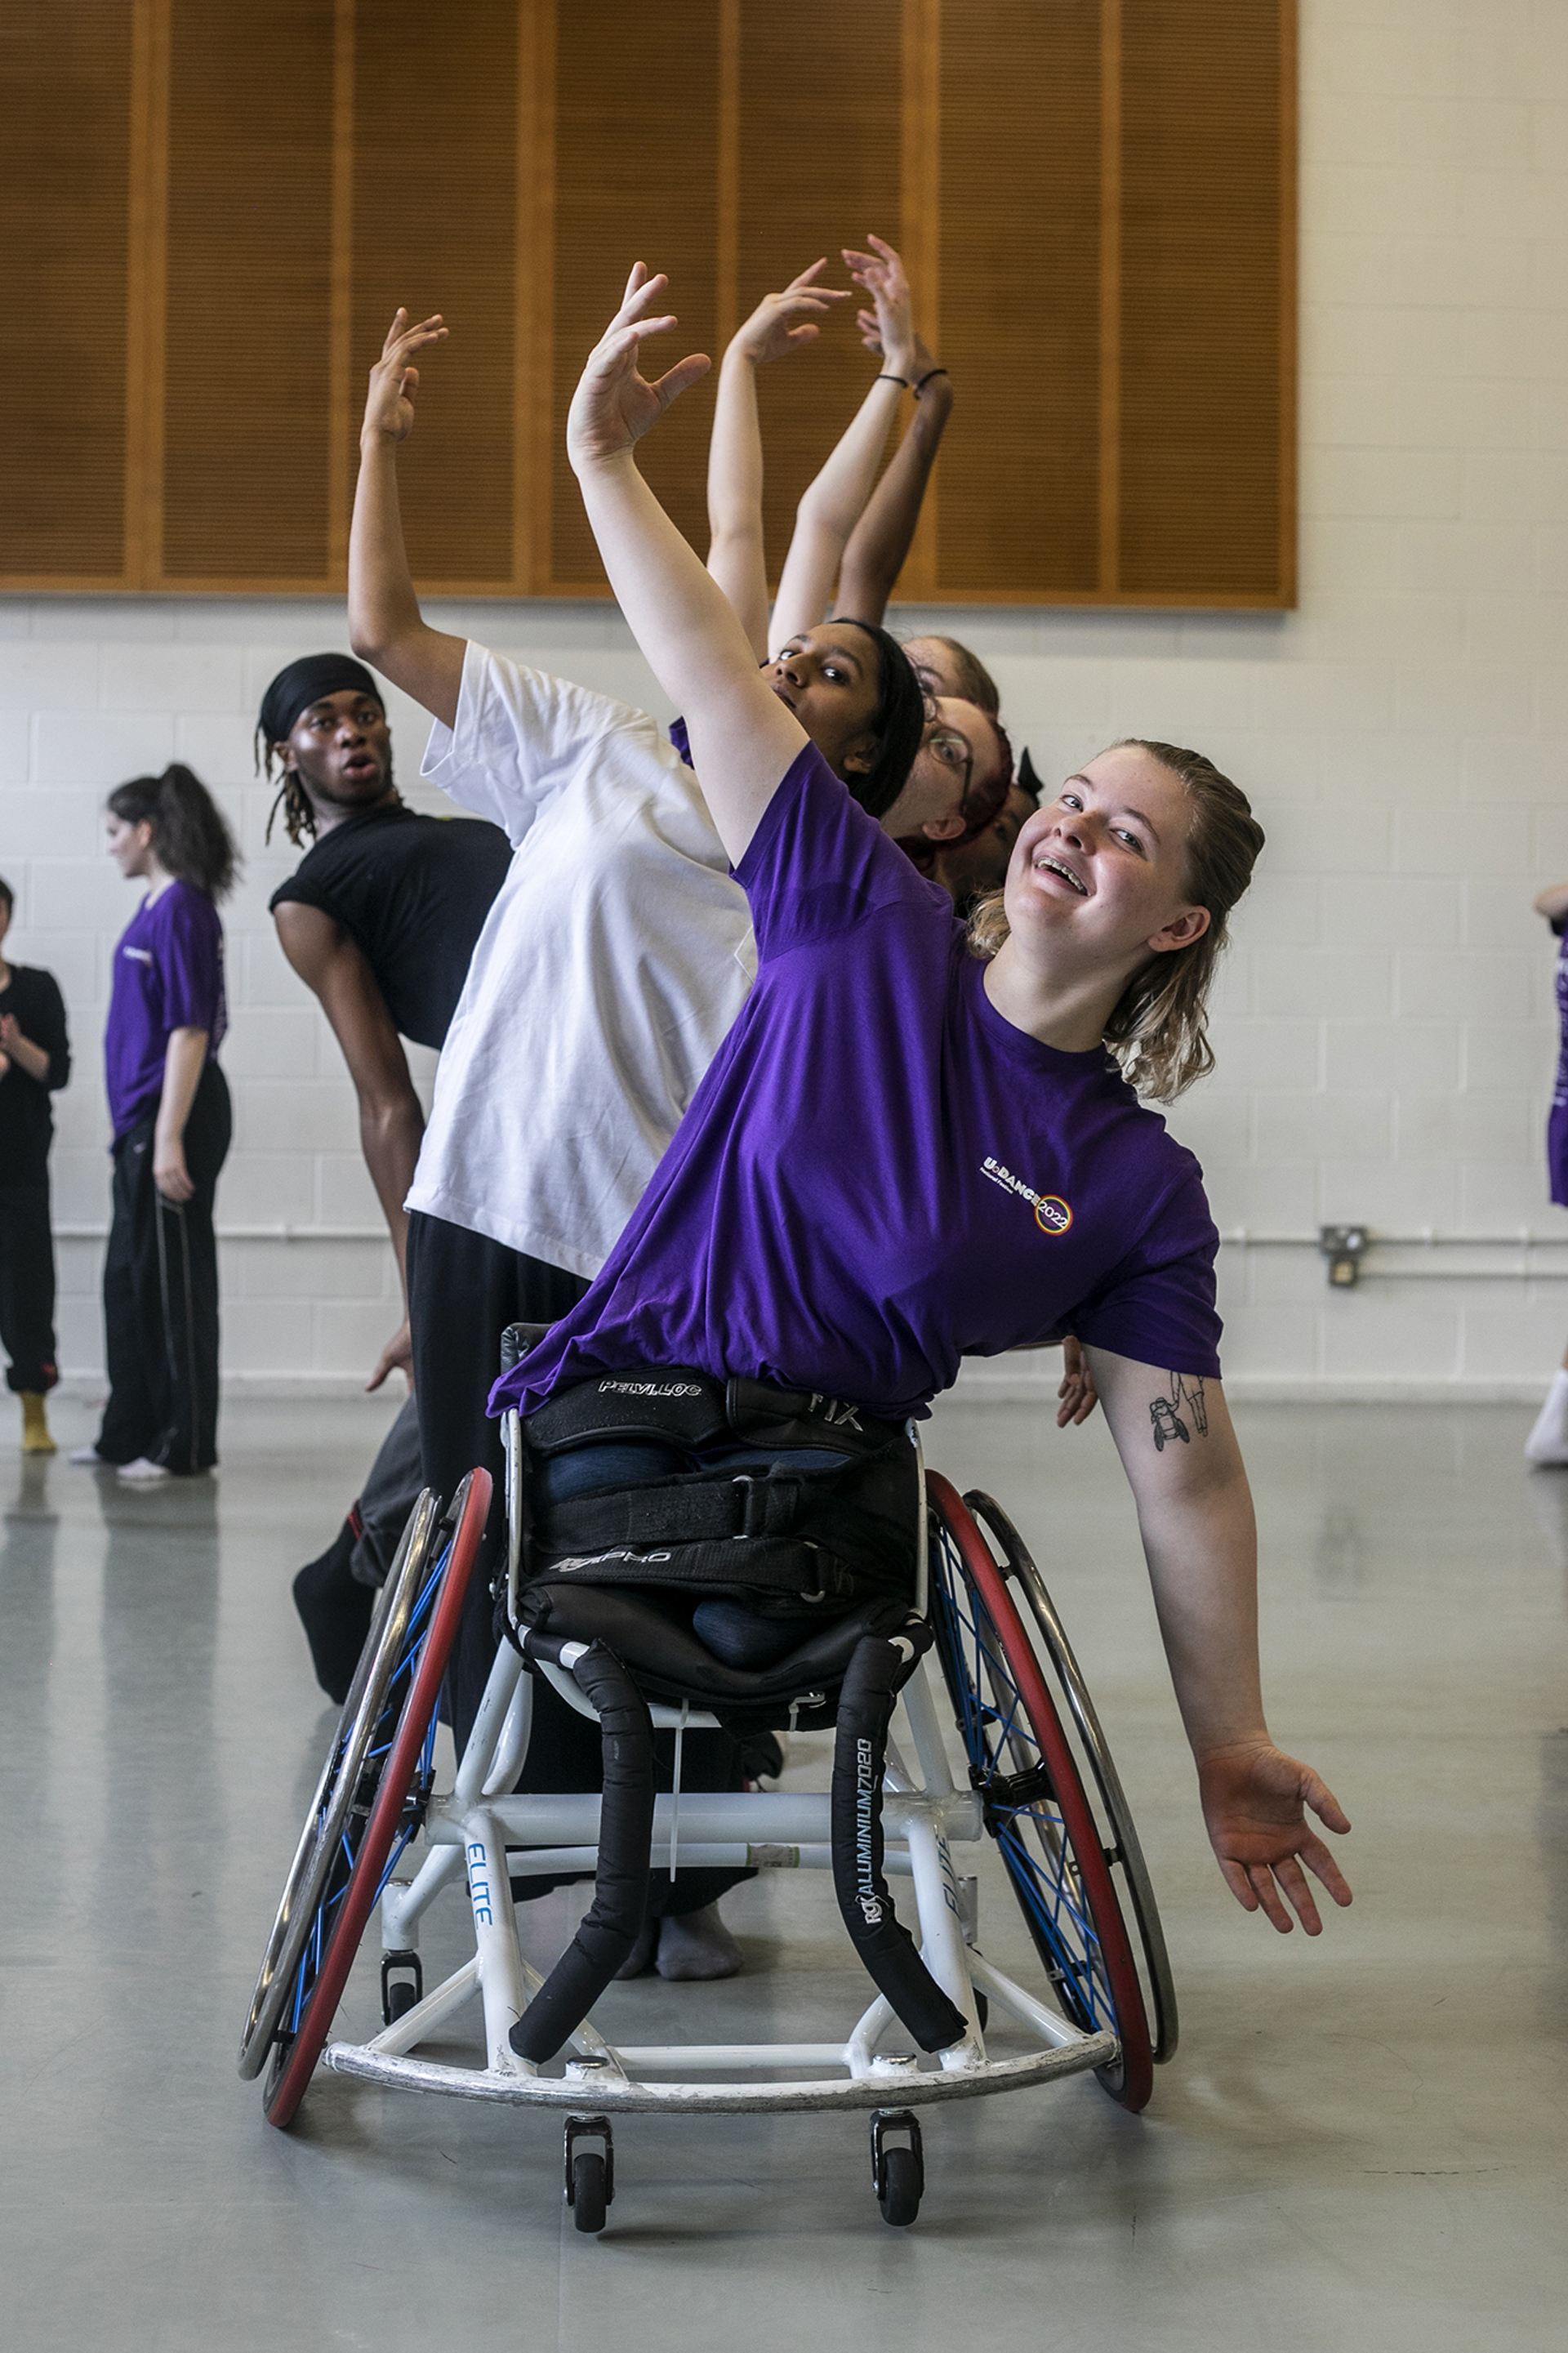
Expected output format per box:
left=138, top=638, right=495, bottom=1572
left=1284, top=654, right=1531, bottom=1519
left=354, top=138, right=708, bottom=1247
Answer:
left=269, top=804, right=510, bottom=1049
left=0, top=965, right=71, bottom=1188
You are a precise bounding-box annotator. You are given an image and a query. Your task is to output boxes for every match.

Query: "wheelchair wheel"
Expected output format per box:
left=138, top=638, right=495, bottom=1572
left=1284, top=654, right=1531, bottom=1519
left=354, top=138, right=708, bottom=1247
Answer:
left=245, top=1469, right=491, bottom=2128
left=925, top=1473, right=1158, bottom=2111
left=963, top=1488, right=1178, bottom=2070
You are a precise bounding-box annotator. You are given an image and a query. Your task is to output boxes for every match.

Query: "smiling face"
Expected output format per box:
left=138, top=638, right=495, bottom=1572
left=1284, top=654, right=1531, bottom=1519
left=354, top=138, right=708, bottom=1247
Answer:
left=1004, top=745, right=1211, bottom=975
left=278, top=689, right=394, bottom=821
left=767, top=627, right=882, bottom=780
left=878, top=697, right=1006, bottom=843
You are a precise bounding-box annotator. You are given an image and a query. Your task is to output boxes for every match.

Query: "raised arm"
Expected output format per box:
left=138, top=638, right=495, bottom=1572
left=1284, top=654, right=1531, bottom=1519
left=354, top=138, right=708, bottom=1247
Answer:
left=770, top=235, right=916, bottom=653
left=568, top=266, right=804, bottom=865
left=834, top=296, right=953, bottom=624
left=1086, top=1346, right=1353, bottom=1934
left=274, top=902, right=425, bottom=1391
left=706, top=263, right=852, bottom=661
left=348, top=310, right=466, bottom=729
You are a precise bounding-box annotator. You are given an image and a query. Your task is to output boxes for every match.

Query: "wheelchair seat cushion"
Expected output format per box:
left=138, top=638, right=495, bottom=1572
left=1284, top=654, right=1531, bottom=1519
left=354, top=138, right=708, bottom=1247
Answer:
left=518, top=1580, right=915, bottom=1731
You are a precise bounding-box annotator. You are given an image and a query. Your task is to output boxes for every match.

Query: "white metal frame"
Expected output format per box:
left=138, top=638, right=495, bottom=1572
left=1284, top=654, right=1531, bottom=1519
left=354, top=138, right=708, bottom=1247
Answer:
left=318, top=1415, right=1119, bottom=2115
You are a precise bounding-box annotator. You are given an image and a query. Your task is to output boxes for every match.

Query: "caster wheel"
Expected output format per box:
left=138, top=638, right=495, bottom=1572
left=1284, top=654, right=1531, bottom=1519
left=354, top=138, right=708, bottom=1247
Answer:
left=571, top=2152, right=608, bottom=2235
left=381, top=1948, right=424, bottom=2027
left=871, top=2107, right=924, bottom=2228
left=878, top=2146, right=922, bottom=2227
left=564, top=2115, right=614, bottom=2236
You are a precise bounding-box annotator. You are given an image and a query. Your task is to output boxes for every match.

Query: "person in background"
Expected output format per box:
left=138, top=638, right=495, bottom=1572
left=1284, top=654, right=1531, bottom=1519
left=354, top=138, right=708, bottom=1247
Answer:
left=261, top=650, right=511, bottom=1698
left=0, top=874, right=70, bottom=1453
left=69, top=766, right=237, bottom=1483
left=1524, top=872, right=1568, bottom=1464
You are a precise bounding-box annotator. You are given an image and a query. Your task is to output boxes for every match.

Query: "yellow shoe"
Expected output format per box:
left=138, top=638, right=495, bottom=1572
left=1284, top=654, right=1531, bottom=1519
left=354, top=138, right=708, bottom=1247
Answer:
left=20, top=1392, right=56, bottom=1455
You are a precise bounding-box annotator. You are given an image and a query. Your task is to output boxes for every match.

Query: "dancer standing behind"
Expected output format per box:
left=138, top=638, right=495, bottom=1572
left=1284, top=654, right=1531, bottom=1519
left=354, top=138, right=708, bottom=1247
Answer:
left=71, top=767, right=237, bottom=1483
left=0, top=874, right=70, bottom=1453
left=261, top=651, right=510, bottom=1696
left=349, top=294, right=928, bottom=1979
left=703, top=239, right=1013, bottom=862
left=1524, top=872, right=1568, bottom=1464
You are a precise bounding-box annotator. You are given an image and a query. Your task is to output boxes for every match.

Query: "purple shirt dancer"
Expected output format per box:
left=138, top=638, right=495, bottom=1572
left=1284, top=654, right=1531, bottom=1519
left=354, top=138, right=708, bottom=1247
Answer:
left=105, top=880, right=227, bottom=1143
left=496, top=743, right=1221, bottom=1428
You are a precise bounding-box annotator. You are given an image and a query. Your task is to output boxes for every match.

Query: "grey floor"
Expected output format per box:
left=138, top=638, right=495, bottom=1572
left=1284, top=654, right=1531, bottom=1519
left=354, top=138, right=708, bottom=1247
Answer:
left=2, top=1391, right=1565, bottom=2351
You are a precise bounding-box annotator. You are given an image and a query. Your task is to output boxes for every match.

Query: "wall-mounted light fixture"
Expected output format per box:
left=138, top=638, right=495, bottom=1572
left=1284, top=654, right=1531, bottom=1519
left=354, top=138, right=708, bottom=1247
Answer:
left=1319, top=1225, right=1369, bottom=1288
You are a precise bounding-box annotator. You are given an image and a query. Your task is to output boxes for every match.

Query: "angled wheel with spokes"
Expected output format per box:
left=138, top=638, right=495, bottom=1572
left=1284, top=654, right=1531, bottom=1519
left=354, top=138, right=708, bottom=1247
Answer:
left=926, top=1473, right=1167, bottom=2111
left=238, top=1468, right=491, bottom=2127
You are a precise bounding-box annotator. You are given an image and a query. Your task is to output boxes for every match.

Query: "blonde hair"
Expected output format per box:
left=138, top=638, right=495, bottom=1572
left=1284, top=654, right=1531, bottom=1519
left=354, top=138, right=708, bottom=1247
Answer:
left=966, top=738, right=1264, bottom=1102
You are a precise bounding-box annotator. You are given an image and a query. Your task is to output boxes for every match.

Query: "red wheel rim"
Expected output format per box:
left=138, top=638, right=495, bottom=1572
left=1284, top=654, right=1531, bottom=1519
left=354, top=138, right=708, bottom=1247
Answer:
left=265, top=1468, right=492, bottom=2128
left=927, top=1472, right=1154, bottom=2111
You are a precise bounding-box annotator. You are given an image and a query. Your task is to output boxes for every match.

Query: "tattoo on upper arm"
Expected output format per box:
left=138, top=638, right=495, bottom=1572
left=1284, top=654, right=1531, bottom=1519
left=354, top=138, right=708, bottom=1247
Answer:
left=1149, top=1372, right=1209, bottom=1452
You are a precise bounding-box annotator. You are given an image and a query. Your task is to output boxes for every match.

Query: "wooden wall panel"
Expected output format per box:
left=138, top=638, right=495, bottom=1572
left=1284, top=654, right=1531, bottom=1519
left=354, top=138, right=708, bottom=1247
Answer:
left=1118, top=0, right=1290, bottom=601
left=549, top=0, right=720, bottom=590
left=354, top=0, right=519, bottom=586
left=0, top=0, right=1294, bottom=605
left=738, top=0, right=903, bottom=585
left=937, top=0, right=1101, bottom=598
left=162, top=0, right=333, bottom=582
left=0, top=1, right=132, bottom=581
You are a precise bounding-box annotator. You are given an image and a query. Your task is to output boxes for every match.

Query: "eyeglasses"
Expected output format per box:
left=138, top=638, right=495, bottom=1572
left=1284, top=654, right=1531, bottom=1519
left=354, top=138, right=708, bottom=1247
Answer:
left=927, top=724, right=996, bottom=832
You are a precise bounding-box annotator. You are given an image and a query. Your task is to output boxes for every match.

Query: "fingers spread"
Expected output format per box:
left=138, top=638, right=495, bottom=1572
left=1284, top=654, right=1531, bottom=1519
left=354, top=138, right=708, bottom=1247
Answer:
left=650, top=352, right=712, bottom=411
left=1218, top=1858, right=1259, bottom=1913
left=1305, top=1776, right=1352, bottom=1837
left=1298, top=1834, right=1354, bottom=1909
left=1247, top=1865, right=1296, bottom=1934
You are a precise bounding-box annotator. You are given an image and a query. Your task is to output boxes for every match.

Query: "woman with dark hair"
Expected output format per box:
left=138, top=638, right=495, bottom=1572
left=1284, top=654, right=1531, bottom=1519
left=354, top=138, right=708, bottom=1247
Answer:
left=492, top=267, right=1355, bottom=1953
left=702, top=238, right=1009, bottom=858
left=70, top=764, right=238, bottom=1483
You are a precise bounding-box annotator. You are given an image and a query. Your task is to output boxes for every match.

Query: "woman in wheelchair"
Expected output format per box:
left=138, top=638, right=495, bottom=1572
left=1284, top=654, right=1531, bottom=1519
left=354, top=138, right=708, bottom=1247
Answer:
left=489, top=265, right=1353, bottom=2018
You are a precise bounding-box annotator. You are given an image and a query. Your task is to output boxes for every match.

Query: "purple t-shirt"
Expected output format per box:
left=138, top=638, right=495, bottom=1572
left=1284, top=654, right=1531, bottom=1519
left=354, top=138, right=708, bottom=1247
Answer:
left=493, top=745, right=1222, bottom=1424
left=104, top=880, right=227, bottom=1141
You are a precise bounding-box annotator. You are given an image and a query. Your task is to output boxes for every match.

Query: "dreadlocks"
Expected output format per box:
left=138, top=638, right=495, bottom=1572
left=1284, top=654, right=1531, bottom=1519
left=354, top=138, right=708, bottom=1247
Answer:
left=261, top=749, right=318, bottom=849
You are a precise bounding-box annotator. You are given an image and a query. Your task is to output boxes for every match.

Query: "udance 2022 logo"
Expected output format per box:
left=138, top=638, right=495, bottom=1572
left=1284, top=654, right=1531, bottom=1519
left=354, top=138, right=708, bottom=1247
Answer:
left=981, top=1156, right=1073, bottom=1237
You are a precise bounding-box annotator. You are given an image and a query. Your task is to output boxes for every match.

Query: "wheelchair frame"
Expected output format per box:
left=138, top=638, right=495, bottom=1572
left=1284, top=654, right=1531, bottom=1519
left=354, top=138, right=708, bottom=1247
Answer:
left=245, top=1406, right=1173, bottom=2223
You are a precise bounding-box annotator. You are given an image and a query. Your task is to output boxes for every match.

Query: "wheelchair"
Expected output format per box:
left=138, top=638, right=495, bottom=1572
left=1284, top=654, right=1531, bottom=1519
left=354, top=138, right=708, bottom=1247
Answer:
left=239, top=1329, right=1177, bottom=2233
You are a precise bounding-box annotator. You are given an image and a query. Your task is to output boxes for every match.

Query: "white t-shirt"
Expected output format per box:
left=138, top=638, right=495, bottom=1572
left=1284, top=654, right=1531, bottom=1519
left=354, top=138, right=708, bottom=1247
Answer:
left=405, top=641, right=756, bottom=1277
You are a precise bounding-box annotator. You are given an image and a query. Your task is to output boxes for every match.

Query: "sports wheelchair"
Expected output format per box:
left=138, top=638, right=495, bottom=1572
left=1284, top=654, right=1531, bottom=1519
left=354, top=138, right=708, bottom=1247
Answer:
left=240, top=1330, right=1176, bottom=2233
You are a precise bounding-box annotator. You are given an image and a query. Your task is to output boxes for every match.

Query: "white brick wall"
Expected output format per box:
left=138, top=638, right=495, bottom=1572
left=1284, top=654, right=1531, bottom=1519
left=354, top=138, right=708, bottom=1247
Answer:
left=2, top=0, right=1566, bottom=1397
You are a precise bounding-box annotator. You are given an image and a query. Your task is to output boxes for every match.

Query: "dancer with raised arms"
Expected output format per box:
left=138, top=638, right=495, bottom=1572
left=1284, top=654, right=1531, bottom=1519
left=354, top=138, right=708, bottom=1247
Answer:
left=492, top=265, right=1355, bottom=1941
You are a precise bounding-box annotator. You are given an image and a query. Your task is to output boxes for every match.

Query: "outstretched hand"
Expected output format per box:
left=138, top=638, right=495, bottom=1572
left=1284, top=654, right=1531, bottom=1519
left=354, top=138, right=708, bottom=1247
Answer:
left=363, top=309, right=448, bottom=445
left=732, top=260, right=852, bottom=367
left=567, top=265, right=711, bottom=474
left=1199, top=1740, right=1353, bottom=1934
left=842, top=234, right=915, bottom=377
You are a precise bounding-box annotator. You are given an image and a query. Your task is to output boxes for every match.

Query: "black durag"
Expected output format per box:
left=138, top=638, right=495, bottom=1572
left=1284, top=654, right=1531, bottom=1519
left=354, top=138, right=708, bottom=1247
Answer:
left=258, top=653, right=383, bottom=755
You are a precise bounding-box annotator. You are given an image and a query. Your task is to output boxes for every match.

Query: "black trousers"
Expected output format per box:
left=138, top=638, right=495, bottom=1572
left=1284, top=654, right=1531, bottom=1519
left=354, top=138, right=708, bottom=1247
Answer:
left=96, top=1063, right=230, bottom=1473
left=0, top=1183, right=58, bottom=1393
left=407, top=1209, right=747, bottom=1916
